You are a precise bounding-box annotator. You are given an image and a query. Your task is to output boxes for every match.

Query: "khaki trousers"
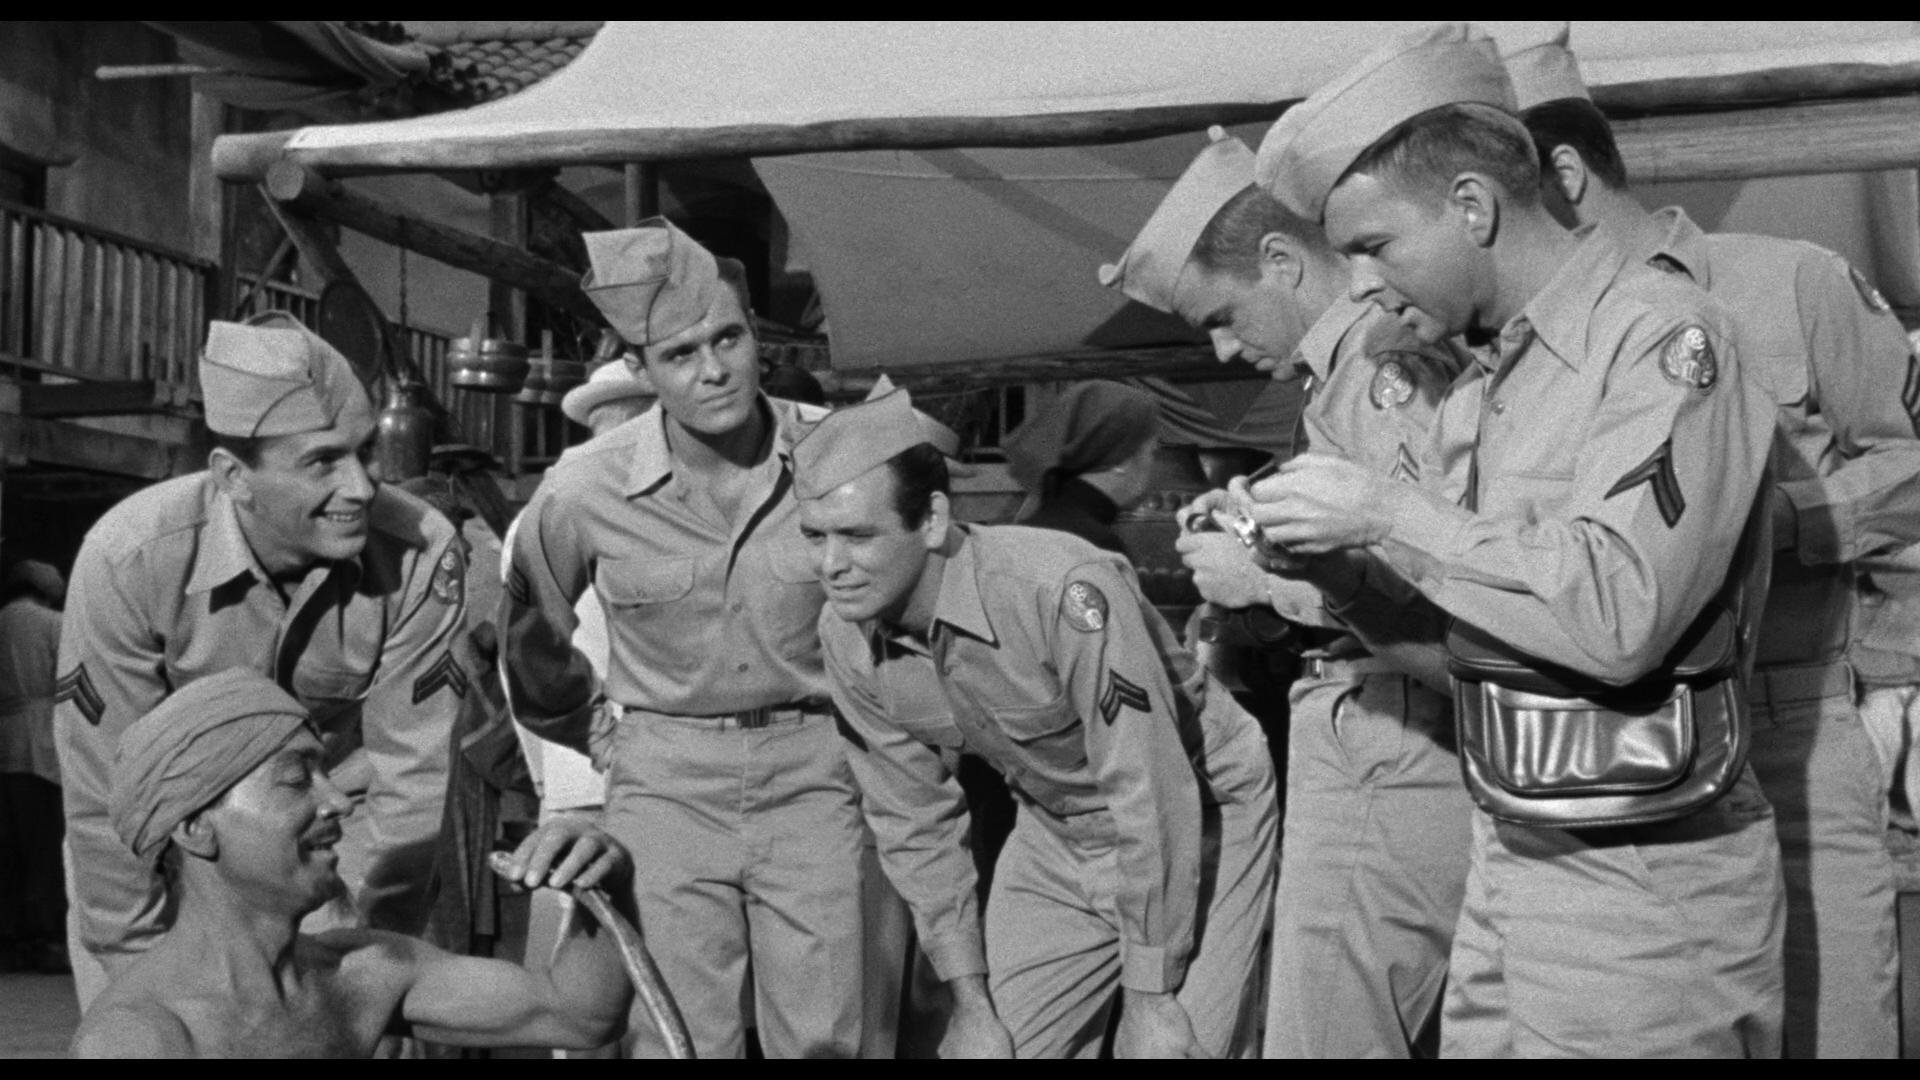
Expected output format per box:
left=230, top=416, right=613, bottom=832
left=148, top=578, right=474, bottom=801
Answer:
left=1441, top=768, right=1786, bottom=1058
left=1747, top=673, right=1899, bottom=1058
left=1265, top=672, right=1471, bottom=1058
left=603, top=711, right=876, bottom=1058
left=985, top=719, right=1277, bottom=1059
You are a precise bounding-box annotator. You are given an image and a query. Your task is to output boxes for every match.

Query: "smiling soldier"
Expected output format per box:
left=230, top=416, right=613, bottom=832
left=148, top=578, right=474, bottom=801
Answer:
left=55, top=312, right=468, bottom=1008
left=73, top=669, right=635, bottom=1059
left=795, top=384, right=1277, bottom=1058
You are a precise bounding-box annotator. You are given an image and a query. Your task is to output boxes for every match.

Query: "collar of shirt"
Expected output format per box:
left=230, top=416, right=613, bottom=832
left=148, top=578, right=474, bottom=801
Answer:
left=622, top=393, right=802, bottom=499
left=1293, top=293, right=1374, bottom=384
left=183, top=483, right=361, bottom=596
left=1610, top=205, right=1712, bottom=289
left=870, top=525, right=998, bottom=660
left=1501, top=225, right=1627, bottom=375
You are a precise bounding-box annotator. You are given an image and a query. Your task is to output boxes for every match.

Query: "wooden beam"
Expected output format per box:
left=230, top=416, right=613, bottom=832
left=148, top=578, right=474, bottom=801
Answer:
left=3, top=416, right=196, bottom=480
left=265, top=161, right=602, bottom=325
left=816, top=345, right=1235, bottom=396
left=261, top=192, right=359, bottom=285
left=217, top=88, right=1920, bottom=188
left=1614, top=93, right=1920, bottom=184
left=19, top=380, right=192, bottom=418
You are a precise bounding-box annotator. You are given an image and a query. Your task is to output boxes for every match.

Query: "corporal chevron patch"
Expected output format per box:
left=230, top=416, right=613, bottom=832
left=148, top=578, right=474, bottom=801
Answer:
left=1098, top=670, right=1151, bottom=726
left=55, top=664, right=105, bottom=727
left=412, top=651, right=470, bottom=705
left=1902, top=354, right=1920, bottom=437
left=505, top=563, right=533, bottom=607
left=1604, top=439, right=1686, bottom=528
left=1391, top=443, right=1421, bottom=484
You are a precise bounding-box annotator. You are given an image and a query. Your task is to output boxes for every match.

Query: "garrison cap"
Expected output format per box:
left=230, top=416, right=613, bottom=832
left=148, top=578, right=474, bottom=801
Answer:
left=793, top=379, right=932, bottom=500
left=1504, top=24, right=1590, bottom=111
left=1255, top=23, right=1514, bottom=221
left=1099, top=127, right=1257, bottom=314
left=582, top=218, right=727, bottom=347
left=560, top=359, right=655, bottom=426
left=108, top=669, right=315, bottom=863
left=200, top=312, right=373, bottom=438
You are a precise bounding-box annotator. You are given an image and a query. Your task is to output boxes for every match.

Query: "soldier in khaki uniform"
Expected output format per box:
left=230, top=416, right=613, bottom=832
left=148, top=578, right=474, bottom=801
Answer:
left=1500, top=31, right=1920, bottom=1057
left=501, top=220, right=885, bottom=1058
left=795, top=385, right=1278, bottom=1058
left=1241, top=24, right=1785, bottom=1056
left=1101, top=129, right=1469, bottom=1057
left=55, top=313, right=468, bottom=1007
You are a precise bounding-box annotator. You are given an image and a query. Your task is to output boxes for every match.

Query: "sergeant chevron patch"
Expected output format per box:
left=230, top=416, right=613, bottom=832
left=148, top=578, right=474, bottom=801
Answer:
left=1605, top=439, right=1686, bottom=528
left=1098, top=670, right=1150, bottom=725
left=1391, top=443, right=1421, bottom=484
left=55, top=664, right=105, bottom=727
left=412, top=651, right=469, bottom=704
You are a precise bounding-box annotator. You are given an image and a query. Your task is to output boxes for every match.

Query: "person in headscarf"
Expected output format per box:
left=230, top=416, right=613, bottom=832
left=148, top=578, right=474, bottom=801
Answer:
left=1003, top=382, right=1162, bottom=555
left=73, top=669, right=635, bottom=1059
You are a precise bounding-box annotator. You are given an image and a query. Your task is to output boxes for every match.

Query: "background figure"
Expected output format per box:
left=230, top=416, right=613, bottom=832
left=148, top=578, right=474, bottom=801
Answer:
left=0, top=559, right=68, bottom=974
left=1004, top=381, right=1162, bottom=555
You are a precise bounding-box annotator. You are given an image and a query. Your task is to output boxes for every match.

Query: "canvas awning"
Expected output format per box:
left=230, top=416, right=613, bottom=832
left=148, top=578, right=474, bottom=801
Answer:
left=213, top=21, right=1920, bottom=380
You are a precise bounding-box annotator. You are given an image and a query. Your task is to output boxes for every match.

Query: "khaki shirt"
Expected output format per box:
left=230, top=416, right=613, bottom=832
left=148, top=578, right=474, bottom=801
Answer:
left=55, top=475, right=466, bottom=960
left=0, top=595, right=61, bottom=783
left=822, top=524, right=1269, bottom=993
left=1266, top=296, right=1467, bottom=647
left=1608, top=207, right=1920, bottom=667
left=502, top=396, right=831, bottom=746
left=1376, top=228, right=1775, bottom=682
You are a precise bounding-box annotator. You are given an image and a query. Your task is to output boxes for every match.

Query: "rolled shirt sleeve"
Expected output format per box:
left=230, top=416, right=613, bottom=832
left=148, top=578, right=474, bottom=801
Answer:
left=499, top=483, right=600, bottom=755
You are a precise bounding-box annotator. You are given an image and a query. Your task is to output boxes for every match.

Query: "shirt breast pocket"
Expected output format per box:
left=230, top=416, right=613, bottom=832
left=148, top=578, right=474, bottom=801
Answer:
left=290, top=665, right=373, bottom=734
left=992, top=693, right=1089, bottom=780
left=764, top=540, right=824, bottom=659
left=596, top=557, right=697, bottom=612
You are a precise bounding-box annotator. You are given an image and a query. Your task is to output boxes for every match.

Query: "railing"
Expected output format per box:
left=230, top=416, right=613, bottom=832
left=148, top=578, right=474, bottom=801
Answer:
left=233, top=273, right=321, bottom=330
left=0, top=197, right=212, bottom=395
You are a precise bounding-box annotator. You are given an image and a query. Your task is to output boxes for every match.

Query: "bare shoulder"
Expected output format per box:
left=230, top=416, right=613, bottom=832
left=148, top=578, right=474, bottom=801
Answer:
left=72, top=1000, right=194, bottom=1059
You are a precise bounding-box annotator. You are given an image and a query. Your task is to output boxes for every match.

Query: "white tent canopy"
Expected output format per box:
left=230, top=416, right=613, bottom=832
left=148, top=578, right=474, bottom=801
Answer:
left=232, top=22, right=1920, bottom=373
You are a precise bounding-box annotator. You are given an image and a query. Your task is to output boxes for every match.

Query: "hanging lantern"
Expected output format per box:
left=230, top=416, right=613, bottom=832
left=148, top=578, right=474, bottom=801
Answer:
left=449, top=318, right=530, bottom=394
left=516, top=330, right=589, bottom=407
left=375, top=380, right=435, bottom=483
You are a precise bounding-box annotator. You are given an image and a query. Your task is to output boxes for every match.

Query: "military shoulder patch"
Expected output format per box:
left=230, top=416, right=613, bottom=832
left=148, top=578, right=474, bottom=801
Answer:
left=1062, top=580, right=1109, bottom=633
left=1851, top=265, right=1892, bottom=315
left=1658, top=326, right=1717, bottom=391
left=412, top=651, right=470, bottom=705
left=1369, top=358, right=1416, bottom=410
left=429, top=546, right=465, bottom=606
left=1098, top=670, right=1151, bottom=725
left=1604, top=439, right=1686, bottom=528
left=55, top=664, right=105, bottom=727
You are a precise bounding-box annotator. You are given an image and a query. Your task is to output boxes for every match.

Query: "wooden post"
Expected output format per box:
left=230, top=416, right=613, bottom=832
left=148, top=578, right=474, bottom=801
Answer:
left=489, top=190, right=529, bottom=475
left=265, top=160, right=602, bottom=325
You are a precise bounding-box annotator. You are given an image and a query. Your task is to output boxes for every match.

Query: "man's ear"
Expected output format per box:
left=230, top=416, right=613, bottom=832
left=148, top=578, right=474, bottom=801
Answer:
left=207, top=446, right=251, bottom=508
left=1549, top=145, right=1588, bottom=208
left=172, top=811, right=218, bottom=861
left=1451, top=174, right=1500, bottom=249
left=1256, top=231, right=1305, bottom=289
left=922, top=490, right=951, bottom=552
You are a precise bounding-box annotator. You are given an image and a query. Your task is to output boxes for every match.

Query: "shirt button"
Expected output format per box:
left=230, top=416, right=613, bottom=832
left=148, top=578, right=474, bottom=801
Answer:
left=731, top=601, right=744, bottom=613
left=736, top=662, right=750, bottom=673
left=1490, top=399, right=1506, bottom=415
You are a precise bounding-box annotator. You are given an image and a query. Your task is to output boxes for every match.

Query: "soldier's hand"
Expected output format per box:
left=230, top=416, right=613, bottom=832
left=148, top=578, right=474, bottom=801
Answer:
left=1175, top=488, right=1244, bottom=535
left=1114, top=989, right=1207, bottom=1059
left=1240, top=453, right=1395, bottom=554
left=1174, top=530, right=1271, bottom=610
left=939, top=976, right=1015, bottom=1059
left=492, top=814, right=628, bottom=892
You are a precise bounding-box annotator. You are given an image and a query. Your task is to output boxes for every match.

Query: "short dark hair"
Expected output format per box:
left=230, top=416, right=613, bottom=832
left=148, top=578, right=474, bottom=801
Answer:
left=210, top=432, right=265, bottom=468
left=1520, top=98, right=1629, bottom=192
left=884, top=443, right=950, bottom=529
left=1190, top=185, right=1323, bottom=280
left=1343, top=103, right=1541, bottom=209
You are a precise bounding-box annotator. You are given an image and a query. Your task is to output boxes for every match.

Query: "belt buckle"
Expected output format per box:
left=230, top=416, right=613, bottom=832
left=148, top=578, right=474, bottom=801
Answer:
left=737, top=705, right=773, bottom=729
left=1302, top=657, right=1328, bottom=680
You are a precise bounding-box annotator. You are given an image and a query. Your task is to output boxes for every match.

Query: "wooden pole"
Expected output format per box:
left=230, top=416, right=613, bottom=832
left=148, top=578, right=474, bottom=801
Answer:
left=264, top=160, right=602, bottom=325
left=216, top=90, right=1920, bottom=184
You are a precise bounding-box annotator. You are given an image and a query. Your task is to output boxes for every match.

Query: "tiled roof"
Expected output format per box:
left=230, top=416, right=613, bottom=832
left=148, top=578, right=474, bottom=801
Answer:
left=438, top=34, right=595, bottom=101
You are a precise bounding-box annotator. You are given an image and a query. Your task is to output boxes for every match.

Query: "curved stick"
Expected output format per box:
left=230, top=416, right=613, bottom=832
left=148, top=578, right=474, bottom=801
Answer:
left=573, top=886, right=696, bottom=1060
